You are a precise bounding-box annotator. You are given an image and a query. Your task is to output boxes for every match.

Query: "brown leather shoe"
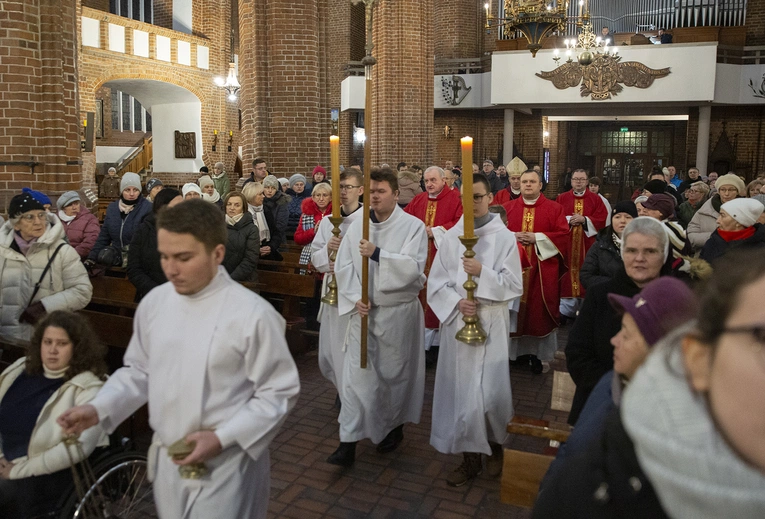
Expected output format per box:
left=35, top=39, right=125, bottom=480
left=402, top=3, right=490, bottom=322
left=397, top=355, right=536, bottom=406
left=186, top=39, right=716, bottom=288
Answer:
left=486, top=442, right=504, bottom=477
left=446, top=453, right=482, bottom=487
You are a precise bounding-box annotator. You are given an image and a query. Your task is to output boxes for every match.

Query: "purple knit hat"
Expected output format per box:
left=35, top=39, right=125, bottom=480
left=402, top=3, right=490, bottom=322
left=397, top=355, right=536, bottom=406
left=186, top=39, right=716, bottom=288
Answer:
left=642, top=193, right=676, bottom=220
left=608, top=277, right=697, bottom=346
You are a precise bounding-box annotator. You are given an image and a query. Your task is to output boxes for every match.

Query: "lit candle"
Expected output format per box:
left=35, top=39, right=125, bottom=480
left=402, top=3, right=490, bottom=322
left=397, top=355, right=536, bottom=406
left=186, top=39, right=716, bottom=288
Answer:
left=484, top=2, right=490, bottom=19
left=83, top=119, right=87, bottom=128
left=229, top=130, right=233, bottom=137
left=214, top=129, right=218, bottom=135
left=330, top=135, right=340, bottom=218
left=461, top=137, right=474, bottom=239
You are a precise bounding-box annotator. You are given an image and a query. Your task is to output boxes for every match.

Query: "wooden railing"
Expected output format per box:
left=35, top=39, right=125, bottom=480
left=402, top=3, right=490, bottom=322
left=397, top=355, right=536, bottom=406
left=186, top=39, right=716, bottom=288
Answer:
left=117, top=136, right=152, bottom=176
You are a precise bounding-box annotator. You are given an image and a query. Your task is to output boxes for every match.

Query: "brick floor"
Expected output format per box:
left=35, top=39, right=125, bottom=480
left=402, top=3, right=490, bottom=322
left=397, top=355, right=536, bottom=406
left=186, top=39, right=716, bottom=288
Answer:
left=267, top=324, right=572, bottom=519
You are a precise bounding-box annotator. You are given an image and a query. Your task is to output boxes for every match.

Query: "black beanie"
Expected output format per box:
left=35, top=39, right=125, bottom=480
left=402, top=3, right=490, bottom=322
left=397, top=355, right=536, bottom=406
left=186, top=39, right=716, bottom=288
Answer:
left=643, top=179, right=667, bottom=195
left=612, top=200, right=638, bottom=218
left=8, top=192, right=45, bottom=219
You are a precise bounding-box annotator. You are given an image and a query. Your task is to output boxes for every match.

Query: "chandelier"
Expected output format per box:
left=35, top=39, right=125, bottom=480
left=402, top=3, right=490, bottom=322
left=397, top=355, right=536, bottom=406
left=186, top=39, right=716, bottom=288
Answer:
left=553, top=10, right=618, bottom=67
left=484, top=0, right=568, bottom=57
left=214, top=30, right=241, bottom=101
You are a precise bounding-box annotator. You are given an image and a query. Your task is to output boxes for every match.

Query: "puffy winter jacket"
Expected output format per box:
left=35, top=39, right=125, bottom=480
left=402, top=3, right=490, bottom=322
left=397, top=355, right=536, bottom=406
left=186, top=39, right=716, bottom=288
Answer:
left=580, top=227, right=623, bottom=290
left=397, top=170, right=423, bottom=206
left=88, top=197, right=152, bottom=263
left=126, top=212, right=166, bottom=300
left=60, top=206, right=100, bottom=260
left=0, top=358, right=108, bottom=479
left=294, top=197, right=332, bottom=246
left=0, top=215, right=93, bottom=341
left=699, top=223, right=765, bottom=265
left=263, top=190, right=290, bottom=251
left=286, top=190, right=310, bottom=233
left=686, top=195, right=722, bottom=250
left=222, top=212, right=260, bottom=282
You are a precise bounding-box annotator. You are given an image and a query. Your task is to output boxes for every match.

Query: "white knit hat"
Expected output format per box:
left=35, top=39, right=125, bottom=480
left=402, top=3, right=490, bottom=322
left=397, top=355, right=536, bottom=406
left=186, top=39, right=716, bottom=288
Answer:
left=182, top=183, right=202, bottom=197
left=198, top=175, right=214, bottom=188
left=715, top=173, right=746, bottom=195
left=721, top=198, right=764, bottom=228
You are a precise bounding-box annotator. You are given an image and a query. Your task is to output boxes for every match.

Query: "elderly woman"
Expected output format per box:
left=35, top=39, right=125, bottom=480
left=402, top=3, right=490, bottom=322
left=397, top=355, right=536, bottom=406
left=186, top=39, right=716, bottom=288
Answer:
left=634, top=194, right=649, bottom=216
left=262, top=175, right=290, bottom=252
left=677, top=180, right=709, bottom=228
left=212, top=161, right=230, bottom=198
left=286, top=173, right=311, bottom=232
left=127, top=188, right=183, bottom=300
left=99, top=167, right=121, bottom=198
left=87, top=172, right=151, bottom=268
left=699, top=198, right=765, bottom=264
left=687, top=172, right=745, bottom=250
left=182, top=182, right=202, bottom=200
left=0, top=311, right=108, bottom=517
left=294, top=183, right=332, bottom=271
left=398, top=168, right=423, bottom=208
left=534, top=249, right=765, bottom=518
left=199, top=175, right=223, bottom=208
left=242, top=182, right=282, bottom=261
left=580, top=201, right=638, bottom=290
left=222, top=192, right=260, bottom=282
left=747, top=178, right=765, bottom=198
left=145, top=178, right=163, bottom=202
left=56, top=190, right=100, bottom=261
left=0, top=192, right=92, bottom=341
left=565, top=217, right=670, bottom=426
left=639, top=193, right=692, bottom=262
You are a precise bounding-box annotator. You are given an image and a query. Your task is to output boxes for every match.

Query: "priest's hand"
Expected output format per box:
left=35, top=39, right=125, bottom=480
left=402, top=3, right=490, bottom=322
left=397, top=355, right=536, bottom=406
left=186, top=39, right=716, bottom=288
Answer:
left=458, top=299, right=477, bottom=317
left=359, top=239, right=376, bottom=257
left=462, top=257, right=482, bottom=276
left=57, top=404, right=99, bottom=435
left=175, top=431, right=222, bottom=466
left=426, top=226, right=434, bottom=239
left=570, top=214, right=585, bottom=226
left=328, top=235, right=342, bottom=252
left=517, top=232, right=536, bottom=245
left=355, top=300, right=370, bottom=317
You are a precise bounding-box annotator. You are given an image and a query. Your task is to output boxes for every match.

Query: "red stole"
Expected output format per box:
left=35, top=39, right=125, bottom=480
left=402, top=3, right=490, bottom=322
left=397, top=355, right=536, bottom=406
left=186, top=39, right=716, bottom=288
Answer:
left=404, top=187, right=463, bottom=328
left=556, top=190, right=608, bottom=299
left=505, top=195, right=570, bottom=337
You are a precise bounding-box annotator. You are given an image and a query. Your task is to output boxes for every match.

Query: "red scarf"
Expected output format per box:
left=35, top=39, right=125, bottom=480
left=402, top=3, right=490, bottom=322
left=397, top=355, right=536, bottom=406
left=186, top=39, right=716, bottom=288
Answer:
left=718, top=226, right=756, bottom=243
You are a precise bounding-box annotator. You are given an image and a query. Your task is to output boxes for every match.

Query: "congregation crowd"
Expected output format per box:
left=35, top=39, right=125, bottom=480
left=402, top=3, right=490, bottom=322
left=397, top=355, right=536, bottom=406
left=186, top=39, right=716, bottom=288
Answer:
left=0, top=155, right=764, bottom=518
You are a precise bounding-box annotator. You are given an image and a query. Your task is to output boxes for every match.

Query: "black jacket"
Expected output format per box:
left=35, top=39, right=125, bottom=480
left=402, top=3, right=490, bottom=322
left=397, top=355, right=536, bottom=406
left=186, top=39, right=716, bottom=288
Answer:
left=222, top=212, right=260, bottom=282
left=263, top=190, right=290, bottom=251
left=566, top=268, right=641, bottom=425
left=580, top=227, right=623, bottom=290
left=533, top=409, right=668, bottom=519
left=126, top=212, right=166, bottom=300
left=699, top=223, right=765, bottom=265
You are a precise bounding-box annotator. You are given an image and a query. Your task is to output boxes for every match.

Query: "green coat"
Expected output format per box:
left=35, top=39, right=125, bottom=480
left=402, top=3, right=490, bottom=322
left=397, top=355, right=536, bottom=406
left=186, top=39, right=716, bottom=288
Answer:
left=213, top=172, right=231, bottom=198
left=676, top=196, right=707, bottom=229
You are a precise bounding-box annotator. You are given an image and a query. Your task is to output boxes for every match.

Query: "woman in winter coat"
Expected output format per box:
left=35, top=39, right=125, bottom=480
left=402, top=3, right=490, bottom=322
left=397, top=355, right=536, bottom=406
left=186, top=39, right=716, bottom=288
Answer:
left=56, top=191, right=100, bottom=261
left=676, top=180, right=709, bottom=228
left=86, top=172, right=152, bottom=267
left=566, top=218, right=670, bottom=426
left=286, top=173, right=311, bottom=233
left=397, top=169, right=423, bottom=207
left=534, top=249, right=765, bottom=519
left=580, top=201, right=637, bottom=290
left=0, top=192, right=93, bottom=341
left=199, top=174, right=223, bottom=209
left=243, top=182, right=283, bottom=261
left=294, top=183, right=332, bottom=268
left=222, top=192, right=260, bottom=282
left=126, top=188, right=182, bottom=301
left=700, top=198, right=765, bottom=264
left=262, top=175, right=291, bottom=252
left=0, top=311, right=108, bottom=517
left=687, top=172, right=745, bottom=250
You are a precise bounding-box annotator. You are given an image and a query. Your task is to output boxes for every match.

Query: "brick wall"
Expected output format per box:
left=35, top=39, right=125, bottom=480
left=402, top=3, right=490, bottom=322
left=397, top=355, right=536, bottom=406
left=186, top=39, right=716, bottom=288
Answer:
left=746, top=0, right=765, bottom=45
left=153, top=0, right=173, bottom=30
left=434, top=0, right=479, bottom=60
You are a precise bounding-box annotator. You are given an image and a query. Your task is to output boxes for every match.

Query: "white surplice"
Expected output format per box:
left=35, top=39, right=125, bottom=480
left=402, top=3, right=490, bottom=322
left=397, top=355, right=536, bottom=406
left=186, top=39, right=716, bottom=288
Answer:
left=334, top=205, right=428, bottom=443
left=88, top=267, right=300, bottom=519
left=428, top=214, right=523, bottom=455
left=310, top=206, right=363, bottom=391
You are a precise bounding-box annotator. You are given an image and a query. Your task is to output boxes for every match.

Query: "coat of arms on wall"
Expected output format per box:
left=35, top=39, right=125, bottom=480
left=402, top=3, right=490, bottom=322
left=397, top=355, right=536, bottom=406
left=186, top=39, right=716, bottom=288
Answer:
left=536, top=54, right=671, bottom=100
left=748, top=74, right=765, bottom=98
left=174, top=131, right=196, bottom=158
left=441, top=75, right=472, bottom=106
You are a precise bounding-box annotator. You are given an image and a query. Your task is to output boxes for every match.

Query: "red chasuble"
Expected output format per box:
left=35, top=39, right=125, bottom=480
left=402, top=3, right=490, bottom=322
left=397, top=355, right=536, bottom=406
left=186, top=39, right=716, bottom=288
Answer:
left=504, top=195, right=569, bottom=338
left=492, top=187, right=521, bottom=206
left=404, top=187, right=463, bottom=328
left=556, top=190, right=608, bottom=299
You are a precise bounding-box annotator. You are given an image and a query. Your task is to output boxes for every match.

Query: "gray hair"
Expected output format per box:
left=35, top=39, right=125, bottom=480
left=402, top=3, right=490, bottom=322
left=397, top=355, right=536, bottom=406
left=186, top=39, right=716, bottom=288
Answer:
left=635, top=195, right=649, bottom=205
left=214, top=161, right=225, bottom=172
left=621, top=216, right=669, bottom=260
left=424, top=166, right=445, bottom=178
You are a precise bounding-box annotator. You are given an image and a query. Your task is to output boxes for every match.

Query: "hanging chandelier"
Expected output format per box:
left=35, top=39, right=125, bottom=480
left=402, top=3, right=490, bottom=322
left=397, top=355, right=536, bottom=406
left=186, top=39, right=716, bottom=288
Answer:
left=552, top=9, right=618, bottom=67
left=214, top=30, right=240, bottom=101
left=484, top=0, right=568, bottom=57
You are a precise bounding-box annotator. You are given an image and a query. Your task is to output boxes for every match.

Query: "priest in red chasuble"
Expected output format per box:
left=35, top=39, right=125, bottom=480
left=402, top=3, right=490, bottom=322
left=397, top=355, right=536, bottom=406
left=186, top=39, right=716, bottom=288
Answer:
left=556, top=169, right=608, bottom=319
left=404, top=166, right=463, bottom=350
left=504, top=170, right=569, bottom=373
left=493, top=156, right=526, bottom=206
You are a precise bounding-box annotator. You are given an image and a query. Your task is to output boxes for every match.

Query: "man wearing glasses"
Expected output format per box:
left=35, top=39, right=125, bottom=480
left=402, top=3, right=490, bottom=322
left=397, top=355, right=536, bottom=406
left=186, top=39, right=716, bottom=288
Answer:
left=556, top=169, right=608, bottom=321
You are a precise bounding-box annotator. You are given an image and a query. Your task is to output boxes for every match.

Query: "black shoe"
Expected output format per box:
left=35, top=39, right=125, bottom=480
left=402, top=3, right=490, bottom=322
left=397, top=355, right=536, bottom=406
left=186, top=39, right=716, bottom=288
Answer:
left=509, top=354, right=530, bottom=367
left=326, top=442, right=356, bottom=467
left=376, top=425, right=404, bottom=453
left=530, top=356, right=543, bottom=375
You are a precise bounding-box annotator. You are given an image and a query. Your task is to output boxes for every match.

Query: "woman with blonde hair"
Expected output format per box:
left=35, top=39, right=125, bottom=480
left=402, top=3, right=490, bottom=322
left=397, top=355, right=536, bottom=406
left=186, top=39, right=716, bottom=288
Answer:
left=242, top=182, right=282, bottom=261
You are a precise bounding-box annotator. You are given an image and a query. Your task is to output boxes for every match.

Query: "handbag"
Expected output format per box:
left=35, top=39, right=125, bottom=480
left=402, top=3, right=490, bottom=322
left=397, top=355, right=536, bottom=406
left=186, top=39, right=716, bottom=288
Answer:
left=96, top=245, right=123, bottom=267
left=26, top=243, right=66, bottom=307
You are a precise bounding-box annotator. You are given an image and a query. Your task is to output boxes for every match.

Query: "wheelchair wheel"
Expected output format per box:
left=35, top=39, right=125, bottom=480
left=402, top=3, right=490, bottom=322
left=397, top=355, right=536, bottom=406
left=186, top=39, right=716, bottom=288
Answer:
left=59, top=451, right=155, bottom=519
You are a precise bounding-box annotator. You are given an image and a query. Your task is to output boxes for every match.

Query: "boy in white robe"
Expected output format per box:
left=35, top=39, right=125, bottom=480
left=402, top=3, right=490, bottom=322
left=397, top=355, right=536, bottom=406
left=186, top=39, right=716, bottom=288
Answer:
left=310, top=169, right=364, bottom=395
left=428, top=173, right=523, bottom=487
left=58, top=200, right=300, bottom=519
left=328, top=167, right=428, bottom=467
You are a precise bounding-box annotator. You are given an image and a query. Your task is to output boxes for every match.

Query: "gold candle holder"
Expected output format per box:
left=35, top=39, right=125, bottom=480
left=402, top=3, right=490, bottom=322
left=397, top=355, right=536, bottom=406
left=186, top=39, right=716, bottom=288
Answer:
left=168, top=438, right=208, bottom=480
left=455, top=235, right=487, bottom=344
left=321, top=216, right=344, bottom=305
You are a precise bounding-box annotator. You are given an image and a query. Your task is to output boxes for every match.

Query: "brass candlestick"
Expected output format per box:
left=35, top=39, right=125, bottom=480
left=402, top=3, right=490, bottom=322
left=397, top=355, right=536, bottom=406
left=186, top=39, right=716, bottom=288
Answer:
left=321, top=216, right=344, bottom=305
left=455, top=235, right=487, bottom=344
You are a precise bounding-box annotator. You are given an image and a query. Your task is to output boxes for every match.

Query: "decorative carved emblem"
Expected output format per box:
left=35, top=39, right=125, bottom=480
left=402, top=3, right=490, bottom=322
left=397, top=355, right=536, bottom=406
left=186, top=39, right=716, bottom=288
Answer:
left=441, top=75, right=472, bottom=106
left=536, top=54, right=670, bottom=100
left=748, top=74, right=765, bottom=99
left=174, top=131, right=196, bottom=158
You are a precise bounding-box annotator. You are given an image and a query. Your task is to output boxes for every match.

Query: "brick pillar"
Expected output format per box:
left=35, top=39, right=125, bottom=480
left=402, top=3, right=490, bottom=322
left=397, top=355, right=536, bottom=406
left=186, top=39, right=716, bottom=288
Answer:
left=434, top=0, right=479, bottom=60
left=238, top=0, right=268, bottom=168
left=371, top=0, right=434, bottom=167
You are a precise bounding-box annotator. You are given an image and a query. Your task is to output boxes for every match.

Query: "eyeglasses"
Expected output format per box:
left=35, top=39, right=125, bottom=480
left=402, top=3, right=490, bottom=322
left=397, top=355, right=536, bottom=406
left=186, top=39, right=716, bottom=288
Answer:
left=718, top=187, right=738, bottom=193
left=20, top=212, right=47, bottom=222
left=339, top=185, right=361, bottom=191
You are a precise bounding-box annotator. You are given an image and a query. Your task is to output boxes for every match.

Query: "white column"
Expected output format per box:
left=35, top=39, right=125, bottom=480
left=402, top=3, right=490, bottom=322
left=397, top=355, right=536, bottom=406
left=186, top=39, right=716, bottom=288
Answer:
left=503, top=108, right=514, bottom=166
left=696, top=105, right=711, bottom=177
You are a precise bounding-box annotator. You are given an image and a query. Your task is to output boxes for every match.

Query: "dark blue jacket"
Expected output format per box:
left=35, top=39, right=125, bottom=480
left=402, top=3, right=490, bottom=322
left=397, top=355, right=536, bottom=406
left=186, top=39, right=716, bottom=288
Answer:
left=88, top=197, right=152, bottom=261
